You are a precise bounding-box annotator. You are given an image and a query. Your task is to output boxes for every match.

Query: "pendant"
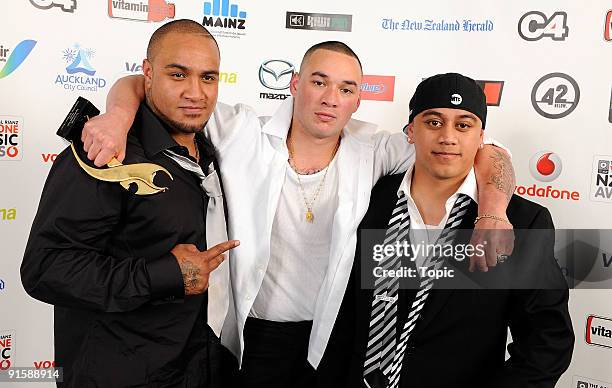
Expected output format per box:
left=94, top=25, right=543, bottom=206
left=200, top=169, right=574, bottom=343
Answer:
left=306, top=210, right=314, bottom=223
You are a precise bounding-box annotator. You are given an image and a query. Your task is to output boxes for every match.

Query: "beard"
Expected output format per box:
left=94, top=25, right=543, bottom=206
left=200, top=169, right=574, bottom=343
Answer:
left=146, top=94, right=207, bottom=134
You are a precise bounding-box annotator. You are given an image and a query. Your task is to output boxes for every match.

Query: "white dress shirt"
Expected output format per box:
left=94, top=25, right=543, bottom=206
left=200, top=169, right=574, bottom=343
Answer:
left=398, top=164, right=479, bottom=269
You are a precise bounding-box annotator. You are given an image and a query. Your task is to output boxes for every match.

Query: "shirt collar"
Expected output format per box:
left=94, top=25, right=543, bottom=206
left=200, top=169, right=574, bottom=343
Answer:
left=261, top=97, right=294, bottom=140
left=397, top=160, right=478, bottom=205
left=134, top=103, right=215, bottom=161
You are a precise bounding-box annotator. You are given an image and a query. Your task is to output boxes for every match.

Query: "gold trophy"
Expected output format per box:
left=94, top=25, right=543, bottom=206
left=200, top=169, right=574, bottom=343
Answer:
left=57, top=97, right=172, bottom=195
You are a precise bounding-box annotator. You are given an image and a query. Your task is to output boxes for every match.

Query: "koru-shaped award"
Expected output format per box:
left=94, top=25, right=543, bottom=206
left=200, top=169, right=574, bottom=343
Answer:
left=57, top=97, right=172, bottom=195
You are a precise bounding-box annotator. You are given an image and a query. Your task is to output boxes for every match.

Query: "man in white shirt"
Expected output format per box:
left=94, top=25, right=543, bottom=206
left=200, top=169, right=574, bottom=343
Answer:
left=329, top=73, right=573, bottom=388
left=80, top=41, right=516, bottom=387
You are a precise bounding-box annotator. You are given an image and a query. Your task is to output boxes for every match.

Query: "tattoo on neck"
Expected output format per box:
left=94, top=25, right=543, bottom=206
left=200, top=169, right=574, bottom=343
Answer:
left=489, top=149, right=516, bottom=201
left=179, top=260, right=200, bottom=293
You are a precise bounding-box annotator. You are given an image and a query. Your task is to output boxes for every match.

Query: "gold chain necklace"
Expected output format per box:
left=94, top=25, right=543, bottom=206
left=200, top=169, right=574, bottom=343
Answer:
left=194, top=137, right=200, bottom=162
left=287, top=136, right=340, bottom=223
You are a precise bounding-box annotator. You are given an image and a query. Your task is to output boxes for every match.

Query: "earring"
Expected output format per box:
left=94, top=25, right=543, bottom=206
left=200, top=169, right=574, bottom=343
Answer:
left=408, top=137, right=413, bottom=143
left=479, top=143, right=484, bottom=149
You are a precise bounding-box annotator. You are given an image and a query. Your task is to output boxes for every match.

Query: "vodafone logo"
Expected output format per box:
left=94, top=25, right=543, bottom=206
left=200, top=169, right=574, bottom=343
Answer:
left=516, top=151, right=580, bottom=201
left=42, top=153, right=58, bottom=163
left=33, top=360, right=56, bottom=368
left=529, top=151, right=562, bottom=182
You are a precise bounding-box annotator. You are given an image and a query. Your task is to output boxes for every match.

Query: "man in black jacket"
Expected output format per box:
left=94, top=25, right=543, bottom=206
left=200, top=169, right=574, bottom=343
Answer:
left=21, top=20, right=237, bottom=387
left=318, top=73, right=574, bottom=388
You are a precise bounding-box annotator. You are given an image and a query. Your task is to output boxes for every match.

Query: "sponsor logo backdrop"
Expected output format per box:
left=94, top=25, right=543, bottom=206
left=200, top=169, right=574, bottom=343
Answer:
left=1, top=1, right=611, bottom=386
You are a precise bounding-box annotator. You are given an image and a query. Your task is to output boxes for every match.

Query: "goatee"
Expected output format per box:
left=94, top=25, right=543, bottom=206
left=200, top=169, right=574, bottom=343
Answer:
left=146, top=96, right=206, bottom=134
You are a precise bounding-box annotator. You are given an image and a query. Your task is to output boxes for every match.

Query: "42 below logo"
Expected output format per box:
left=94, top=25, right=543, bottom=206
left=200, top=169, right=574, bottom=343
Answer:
left=30, top=0, right=76, bottom=12
left=531, top=73, right=579, bottom=119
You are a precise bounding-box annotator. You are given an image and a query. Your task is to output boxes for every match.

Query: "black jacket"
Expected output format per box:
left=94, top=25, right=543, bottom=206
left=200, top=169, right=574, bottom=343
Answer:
left=21, top=104, right=228, bottom=388
left=317, top=173, right=574, bottom=388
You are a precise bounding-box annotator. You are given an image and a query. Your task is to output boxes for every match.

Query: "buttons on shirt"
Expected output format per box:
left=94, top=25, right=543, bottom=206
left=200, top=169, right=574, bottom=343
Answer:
left=177, top=146, right=189, bottom=157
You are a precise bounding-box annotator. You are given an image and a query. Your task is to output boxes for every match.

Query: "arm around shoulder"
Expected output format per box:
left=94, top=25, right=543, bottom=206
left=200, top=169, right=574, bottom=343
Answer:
left=371, top=130, right=414, bottom=183
left=204, top=101, right=261, bottom=152
left=82, top=74, right=145, bottom=166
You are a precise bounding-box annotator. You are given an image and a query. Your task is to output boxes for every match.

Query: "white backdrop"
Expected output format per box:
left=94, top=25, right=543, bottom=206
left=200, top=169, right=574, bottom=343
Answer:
left=1, top=1, right=611, bottom=387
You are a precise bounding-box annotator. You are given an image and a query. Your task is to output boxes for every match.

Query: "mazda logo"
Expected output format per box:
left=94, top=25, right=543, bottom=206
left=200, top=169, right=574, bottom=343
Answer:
left=259, top=59, right=294, bottom=90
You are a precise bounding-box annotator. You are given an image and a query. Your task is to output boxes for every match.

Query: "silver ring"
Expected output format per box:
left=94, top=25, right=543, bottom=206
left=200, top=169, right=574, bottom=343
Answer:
left=496, top=254, right=509, bottom=264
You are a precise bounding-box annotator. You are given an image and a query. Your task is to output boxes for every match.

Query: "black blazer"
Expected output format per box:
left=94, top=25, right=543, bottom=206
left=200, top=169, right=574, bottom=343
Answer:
left=316, top=173, right=574, bottom=388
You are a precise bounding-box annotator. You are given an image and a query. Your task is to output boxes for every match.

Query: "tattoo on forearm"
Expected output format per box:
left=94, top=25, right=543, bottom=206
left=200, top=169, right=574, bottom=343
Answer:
left=489, top=149, right=516, bottom=201
left=179, top=260, right=200, bottom=293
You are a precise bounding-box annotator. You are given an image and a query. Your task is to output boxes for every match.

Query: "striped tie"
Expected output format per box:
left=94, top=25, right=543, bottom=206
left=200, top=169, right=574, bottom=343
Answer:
left=364, top=194, right=472, bottom=388
left=363, top=193, right=411, bottom=388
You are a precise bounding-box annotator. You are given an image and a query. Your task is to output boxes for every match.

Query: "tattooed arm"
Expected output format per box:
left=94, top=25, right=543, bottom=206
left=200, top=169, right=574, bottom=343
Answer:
left=470, top=145, right=516, bottom=272
left=171, top=241, right=239, bottom=295
left=485, top=147, right=516, bottom=202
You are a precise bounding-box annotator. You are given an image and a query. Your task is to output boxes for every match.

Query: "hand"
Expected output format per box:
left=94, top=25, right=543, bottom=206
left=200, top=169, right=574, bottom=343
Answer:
left=81, top=108, right=131, bottom=167
left=171, top=240, right=240, bottom=295
left=468, top=217, right=515, bottom=272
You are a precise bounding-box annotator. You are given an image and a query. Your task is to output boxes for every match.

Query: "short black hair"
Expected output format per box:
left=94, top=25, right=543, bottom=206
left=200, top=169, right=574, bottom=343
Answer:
left=147, top=19, right=219, bottom=61
left=300, top=41, right=362, bottom=73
